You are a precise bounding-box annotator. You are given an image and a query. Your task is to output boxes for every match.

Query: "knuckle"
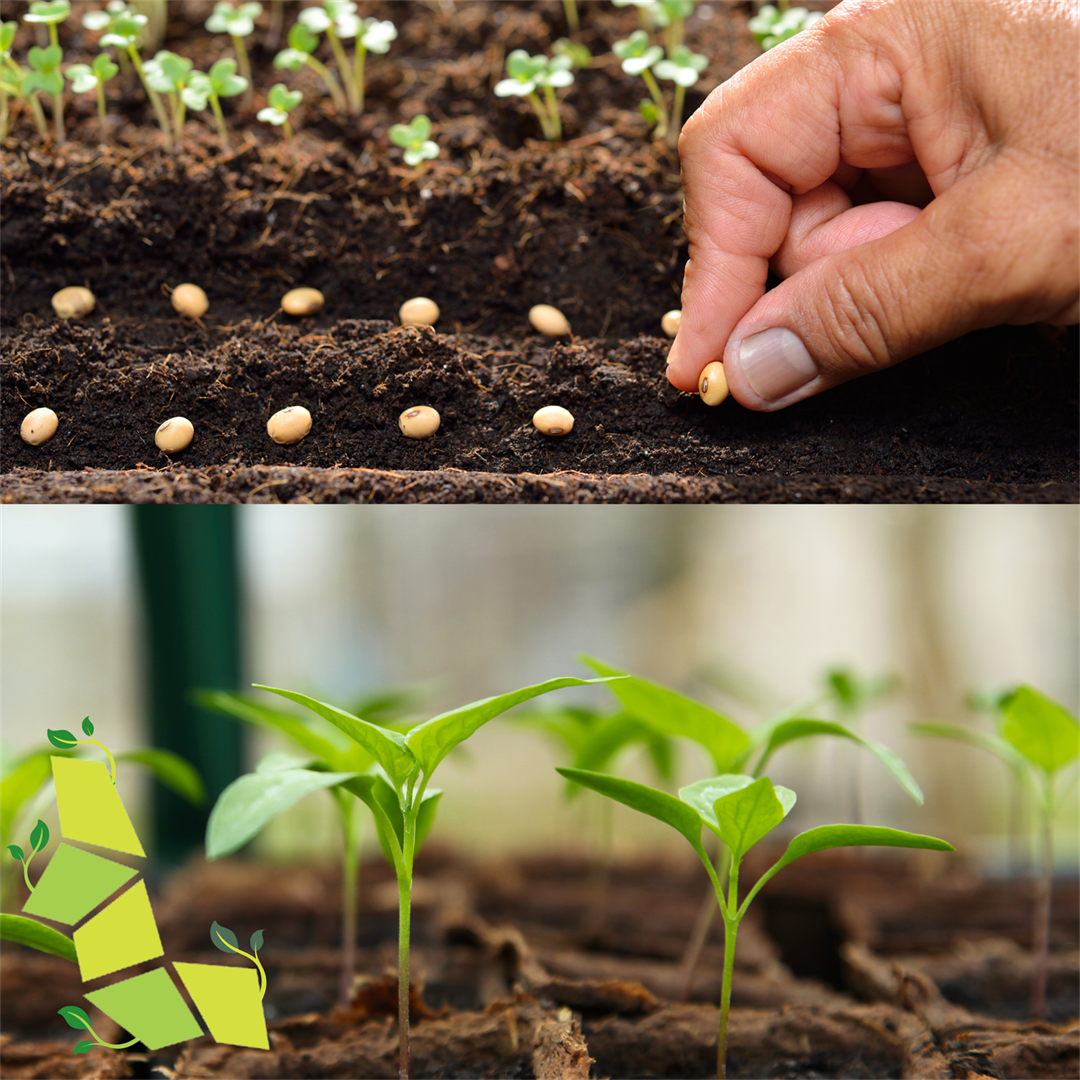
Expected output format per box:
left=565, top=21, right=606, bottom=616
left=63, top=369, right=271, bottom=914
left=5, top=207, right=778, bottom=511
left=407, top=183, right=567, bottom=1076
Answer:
left=816, top=263, right=894, bottom=375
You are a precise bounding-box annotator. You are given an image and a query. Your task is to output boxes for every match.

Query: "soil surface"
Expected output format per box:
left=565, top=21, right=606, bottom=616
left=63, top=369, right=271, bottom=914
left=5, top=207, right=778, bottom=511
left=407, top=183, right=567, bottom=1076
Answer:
left=2, top=0, right=1076, bottom=503
left=1, top=848, right=1077, bottom=1079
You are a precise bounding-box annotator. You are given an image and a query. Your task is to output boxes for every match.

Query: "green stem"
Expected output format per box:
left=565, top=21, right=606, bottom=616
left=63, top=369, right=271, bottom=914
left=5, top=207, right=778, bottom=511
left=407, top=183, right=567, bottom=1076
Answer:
left=563, top=0, right=579, bottom=36
left=352, top=45, right=366, bottom=115
left=95, top=82, right=108, bottom=141
left=232, top=33, right=252, bottom=107
left=1031, top=776, right=1054, bottom=1017
left=679, top=842, right=730, bottom=1000
left=1, top=81, right=9, bottom=144
left=83, top=1022, right=139, bottom=1049
left=716, top=858, right=741, bottom=1080
left=209, top=92, right=228, bottom=143
left=667, top=82, right=686, bottom=149
left=80, top=738, right=118, bottom=784
left=305, top=55, right=347, bottom=113
left=641, top=67, right=669, bottom=139
left=217, top=937, right=267, bottom=999
left=52, top=92, right=64, bottom=144
left=525, top=91, right=553, bottom=141
left=664, top=17, right=684, bottom=59
left=543, top=82, right=562, bottom=141
left=282, top=118, right=293, bottom=142
left=128, top=45, right=172, bottom=151
left=337, top=798, right=361, bottom=1009
left=173, top=91, right=185, bottom=146
left=22, top=850, right=36, bottom=893
left=398, top=809, right=416, bottom=1080
left=326, top=28, right=357, bottom=113
left=29, top=94, right=49, bottom=139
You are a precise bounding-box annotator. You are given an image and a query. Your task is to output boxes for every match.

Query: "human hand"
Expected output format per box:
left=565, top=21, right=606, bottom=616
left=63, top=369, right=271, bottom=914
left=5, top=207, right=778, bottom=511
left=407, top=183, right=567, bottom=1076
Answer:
left=666, top=0, right=1079, bottom=410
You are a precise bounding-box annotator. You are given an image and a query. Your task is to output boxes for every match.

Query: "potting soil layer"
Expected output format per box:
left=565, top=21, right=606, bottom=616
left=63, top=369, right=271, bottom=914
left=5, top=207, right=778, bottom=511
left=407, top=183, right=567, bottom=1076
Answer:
left=2, top=848, right=1077, bottom=1079
left=2, top=1, right=1076, bottom=504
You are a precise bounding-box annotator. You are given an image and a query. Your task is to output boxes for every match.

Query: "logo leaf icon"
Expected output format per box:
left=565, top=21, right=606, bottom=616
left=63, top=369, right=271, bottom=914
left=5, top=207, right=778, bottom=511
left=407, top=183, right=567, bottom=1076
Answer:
left=210, top=920, right=239, bottom=953
left=73, top=1040, right=95, bottom=1055
left=82, top=717, right=95, bottom=736
left=31, top=820, right=50, bottom=852
left=47, top=729, right=78, bottom=749
left=250, top=928, right=264, bottom=954
left=58, top=1006, right=93, bottom=1031
left=8, top=845, right=24, bottom=861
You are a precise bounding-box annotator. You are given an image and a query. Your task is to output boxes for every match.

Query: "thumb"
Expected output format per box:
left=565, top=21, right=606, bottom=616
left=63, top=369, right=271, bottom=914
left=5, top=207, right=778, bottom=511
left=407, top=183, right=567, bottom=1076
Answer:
left=722, top=160, right=1077, bottom=410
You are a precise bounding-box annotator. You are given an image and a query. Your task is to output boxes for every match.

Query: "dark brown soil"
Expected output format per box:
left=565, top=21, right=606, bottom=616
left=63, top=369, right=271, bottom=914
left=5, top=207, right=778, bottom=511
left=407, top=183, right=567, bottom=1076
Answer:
left=2, top=0, right=1076, bottom=503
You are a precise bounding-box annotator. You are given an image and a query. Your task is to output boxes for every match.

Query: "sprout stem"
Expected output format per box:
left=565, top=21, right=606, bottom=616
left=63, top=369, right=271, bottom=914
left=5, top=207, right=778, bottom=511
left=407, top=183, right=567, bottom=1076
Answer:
left=81, top=1021, right=139, bottom=1049
left=127, top=45, right=172, bottom=152
left=667, top=82, right=686, bottom=149
left=209, top=92, right=229, bottom=143
left=282, top=118, right=293, bottom=142
left=641, top=67, right=669, bottom=139
left=231, top=33, right=252, bottom=108
left=326, top=28, right=357, bottom=113
left=398, top=813, right=415, bottom=1080
left=52, top=91, right=64, bottom=144
left=543, top=83, right=562, bottom=141
left=352, top=45, right=366, bottom=115
left=28, top=94, right=49, bottom=139
left=563, top=0, right=580, bottom=37
left=526, top=90, right=555, bottom=142
left=0, top=84, right=8, bottom=144
left=95, top=82, right=108, bottom=142
left=716, top=859, right=741, bottom=1080
left=305, top=55, right=347, bottom=114
left=337, top=798, right=361, bottom=1008
left=1031, top=775, right=1054, bottom=1017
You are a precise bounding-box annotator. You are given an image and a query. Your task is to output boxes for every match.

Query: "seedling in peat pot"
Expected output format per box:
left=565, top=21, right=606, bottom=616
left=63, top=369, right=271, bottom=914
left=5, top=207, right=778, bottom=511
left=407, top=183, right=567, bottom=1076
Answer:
left=911, top=685, right=1079, bottom=1016
left=185, top=58, right=248, bottom=144
left=205, top=1, right=261, bottom=106
left=390, top=114, right=439, bottom=167
left=254, top=675, right=610, bottom=1079
left=560, top=768, right=952, bottom=1079
left=258, top=81, right=302, bottom=141
left=65, top=53, right=118, bottom=141
left=495, top=49, right=574, bottom=143
left=200, top=685, right=420, bottom=1007
left=748, top=3, right=825, bottom=51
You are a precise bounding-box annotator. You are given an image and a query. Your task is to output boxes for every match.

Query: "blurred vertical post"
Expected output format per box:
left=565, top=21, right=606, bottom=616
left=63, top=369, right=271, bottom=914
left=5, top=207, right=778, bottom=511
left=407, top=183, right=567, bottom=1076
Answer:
left=131, top=506, right=244, bottom=864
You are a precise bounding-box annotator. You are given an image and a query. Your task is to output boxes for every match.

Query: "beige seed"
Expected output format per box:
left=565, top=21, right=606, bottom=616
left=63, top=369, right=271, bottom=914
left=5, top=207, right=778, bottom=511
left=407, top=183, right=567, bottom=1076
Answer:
left=399, top=296, right=440, bottom=327
left=661, top=309, right=681, bottom=338
left=21, top=407, right=59, bottom=446
left=532, top=405, right=574, bottom=436
left=698, top=361, right=729, bottom=406
left=155, top=416, right=194, bottom=453
left=528, top=304, right=571, bottom=337
left=171, top=283, right=209, bottom=318
left=51, top=286, right=96, bottom=319
left=267, top=405, right=312, bottom=445
left=399, top=405, right=441, bottom=439
left=282, top=287, right=325, bottom=316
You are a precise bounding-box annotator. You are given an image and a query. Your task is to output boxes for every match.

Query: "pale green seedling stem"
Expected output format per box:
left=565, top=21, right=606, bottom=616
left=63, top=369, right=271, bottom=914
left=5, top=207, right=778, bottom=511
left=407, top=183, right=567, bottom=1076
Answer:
left=126, top=44, right=172, bottom=151
left=325, top=26, right=357, bottom=111
left=44, top=19, right=64, bottom=144
left=542, top=82, right=562, bottom=141
left=667, top=82, right=686, bottom=148
left=641, top=66, right=668, bottom=139
left=563, top=0, right=579, bottom=36
left=333, top=790, right=362, bottom=1009
left=208, top=91, right=229, bottom=141
left=351, top=43, right=366, bottom=114
left=307, top=54, right=346, bottom=113
left=230, top=32, right=252, bottom=101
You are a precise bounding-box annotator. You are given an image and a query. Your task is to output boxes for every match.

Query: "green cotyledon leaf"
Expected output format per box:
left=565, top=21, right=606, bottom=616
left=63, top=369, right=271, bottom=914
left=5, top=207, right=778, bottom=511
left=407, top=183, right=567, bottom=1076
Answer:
left=1, top=915, right=77, bottom=962
left=1000, top=686, right=1079, bottom=775
left=680, top=774, right=795, bottom=859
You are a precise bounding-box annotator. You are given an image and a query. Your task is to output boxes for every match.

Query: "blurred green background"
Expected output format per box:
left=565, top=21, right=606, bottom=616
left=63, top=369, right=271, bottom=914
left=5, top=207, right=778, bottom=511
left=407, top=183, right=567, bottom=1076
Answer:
left=2, top=505, right=1077, bottom=873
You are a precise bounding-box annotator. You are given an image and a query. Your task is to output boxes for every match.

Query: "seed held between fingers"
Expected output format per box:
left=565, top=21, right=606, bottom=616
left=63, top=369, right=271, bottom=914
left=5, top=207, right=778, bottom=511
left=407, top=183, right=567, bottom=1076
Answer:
left=533, top=405, right=574, bottom=436
left=51, top=287, right=96, bottom=320
left=399, top=405, right=441, bottom=439
left=21, top=407, right=59, bottom=446
left=661, top=309, right=681, bottom=338
left=698, top=361, right=729, bottom=406
left=400, top=297, right=440, bottom=326
left=155, top=416, right=194, bottom=453
left=171, top=283, right=209, bottom=318
left=282, top=287, right=325, bottom=316
left=528, top=304, right=571, bottom=337
left=267, top=405, right=313, bottom=444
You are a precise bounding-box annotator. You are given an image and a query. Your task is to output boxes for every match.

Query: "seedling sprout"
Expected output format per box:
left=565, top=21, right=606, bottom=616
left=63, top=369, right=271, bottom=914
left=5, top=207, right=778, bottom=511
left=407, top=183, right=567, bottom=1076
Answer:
left=22, top=0, right=69, bottom=143
left=186, top=58, right=248, bottom=144
left=613, top=30, right=668, bottom=139
left=204, top=1, right=261, bottom=107
left=273, top=21, right=346, bottom=114
left=748, top=3, right=825, bottom=51
left=99, top=9, right=174, bottom=151
left=254, top=675, right=608, bottom=1079
left=65, top=54, right=117, bottom=140
left=495, top=49, right=574, bottom=143
left=211, top=920, right=267, bottom=996
left=911, top=686, right=1079, bottom=1016
left=389, top=114, right=439, bottom=167
left=559, top=767, right=953, bottom=1078
left=258, top=82, right=302, bottom=141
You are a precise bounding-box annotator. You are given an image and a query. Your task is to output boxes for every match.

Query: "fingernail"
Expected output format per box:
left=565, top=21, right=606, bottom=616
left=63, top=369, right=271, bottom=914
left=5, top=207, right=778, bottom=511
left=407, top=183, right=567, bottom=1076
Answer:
left=739, top=328, right=817, bottom=402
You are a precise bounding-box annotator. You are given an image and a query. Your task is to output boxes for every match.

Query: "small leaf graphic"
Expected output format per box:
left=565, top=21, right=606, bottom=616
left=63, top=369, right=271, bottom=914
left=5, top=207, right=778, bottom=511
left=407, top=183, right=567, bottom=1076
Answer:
left=73, top=1040, right=95, bottom=1055
left=58, top=1006, right=93, bottom=1031
left=48, top=729, right=79, bottom=748
left=210, top=920, right=239, bottom=953
left=8, top=845, right=24, bottom=861
left=81, top=717, right=95, bottom=736
left=31, top=820, right=50, bottom=852
left=250, top=928, right=264, bottom=954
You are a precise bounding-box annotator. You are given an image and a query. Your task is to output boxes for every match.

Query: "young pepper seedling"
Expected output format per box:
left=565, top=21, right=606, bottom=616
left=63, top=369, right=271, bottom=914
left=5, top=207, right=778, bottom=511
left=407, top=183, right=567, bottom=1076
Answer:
left=559, top=767, right=953, bottom=1079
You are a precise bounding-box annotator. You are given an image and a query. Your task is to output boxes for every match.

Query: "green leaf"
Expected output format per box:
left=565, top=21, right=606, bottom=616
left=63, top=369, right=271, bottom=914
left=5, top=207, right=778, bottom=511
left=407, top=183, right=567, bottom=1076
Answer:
left=30, top=818, right=49, bottom=852
left=206, top=766, right=360, bottom=859
left=250, top=928, right=264, bottom=953
left=580, top=657, right=749, bottom=773
left=755, top=719, right=924, bottom=804
left=47, top=729, right=79, bottom=749
left=773, top=824, right=954, bottom=875
left=344, top=772, right=441, bottom=861
left=73, top=1040, right=95, bottom=1054
left=8, top=844, right=24, bottom=860
left=908, top=722, right=1027, bottom=770
left=254, top=685, right=412, bottom=786
left=0, top=914, right=77, bottom=962
left=415, top=789, right=442, bottom=850
left=115, top=749, right=206, bottom=806
left=557, top=767, right=707, bottom=860
left=81, top=718, right=94, bottom=737
left=58, top=1005, right=93, bottom=1030
left=91, top=52, right=118, bottom=80
left=210, top=920, right=239, bottom=953
left=406, top=677, right=606, bottom=777
left=712, top=776, right=792, bottom=860
left=1001, top=686, right=1079, bottom=775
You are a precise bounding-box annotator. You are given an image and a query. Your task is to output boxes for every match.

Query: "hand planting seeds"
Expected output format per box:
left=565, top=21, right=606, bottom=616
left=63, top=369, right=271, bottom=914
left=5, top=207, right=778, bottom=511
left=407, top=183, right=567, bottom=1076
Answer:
left=398, top=405, right=440, bottom=439
left=20, top=407, right=58, bottom=446
left=533, top=405, right=574, bottom=436
left=698, top=360, right=729, bottom=405
left=154, top=416, right=194, bottom=453
left=528, top=304, right=570, bottom=336
left=51, top=286, right=95, bottom=319
left=399, top=297, right=439, bottom=327
left=282, top=287, right=324, bottom=316
left=661, top=308, right=681, bottom=337
left=267, top=405, right=312, bottom=444
left=171, top=283, right=208, bottom=318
